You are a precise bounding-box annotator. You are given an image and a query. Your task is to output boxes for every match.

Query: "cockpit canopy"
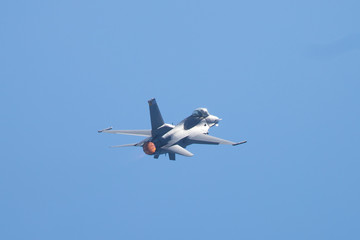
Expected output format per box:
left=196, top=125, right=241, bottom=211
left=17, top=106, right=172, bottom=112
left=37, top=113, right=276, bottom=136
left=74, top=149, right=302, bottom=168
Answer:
left=192, top=108, right=209, bottom=118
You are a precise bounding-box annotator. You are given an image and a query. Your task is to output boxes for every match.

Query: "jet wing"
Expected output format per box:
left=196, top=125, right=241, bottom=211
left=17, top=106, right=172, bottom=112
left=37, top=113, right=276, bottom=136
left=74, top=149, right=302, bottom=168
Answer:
left=98, top=127, right=152, bottom=137
left=187, top=133, right=247, bottom=146
left=161, top=144, right=194, bottom=157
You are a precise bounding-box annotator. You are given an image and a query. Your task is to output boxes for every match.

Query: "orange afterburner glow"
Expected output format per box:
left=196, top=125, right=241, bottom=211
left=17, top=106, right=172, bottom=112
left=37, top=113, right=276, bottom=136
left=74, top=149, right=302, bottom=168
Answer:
left=143, top=142, right=156, bottom=155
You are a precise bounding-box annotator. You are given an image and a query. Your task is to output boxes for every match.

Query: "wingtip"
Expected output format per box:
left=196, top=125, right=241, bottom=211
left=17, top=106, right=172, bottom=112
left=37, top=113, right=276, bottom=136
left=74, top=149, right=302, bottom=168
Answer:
left=98, top=127, right=112, bottom=133
left=232, top=140, right=247, bottom=146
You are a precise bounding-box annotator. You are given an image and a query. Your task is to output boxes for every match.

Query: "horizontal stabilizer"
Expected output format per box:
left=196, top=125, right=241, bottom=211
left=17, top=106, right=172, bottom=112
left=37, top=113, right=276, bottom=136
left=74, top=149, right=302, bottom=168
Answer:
left=98, top=129, right=151, bottom=137
left=110, top=143, right=139, bottom=148
left=162, top=144, right=193, bottom=157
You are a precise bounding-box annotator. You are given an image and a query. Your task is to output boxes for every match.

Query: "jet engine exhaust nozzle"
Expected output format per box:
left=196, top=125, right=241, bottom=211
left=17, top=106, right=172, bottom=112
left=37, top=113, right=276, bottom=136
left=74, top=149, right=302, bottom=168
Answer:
left=143, top=142, right=156, bottom=155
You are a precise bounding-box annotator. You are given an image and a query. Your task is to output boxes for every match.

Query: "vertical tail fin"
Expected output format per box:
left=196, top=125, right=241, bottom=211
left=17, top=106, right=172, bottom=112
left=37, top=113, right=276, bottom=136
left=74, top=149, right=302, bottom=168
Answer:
left=148, top=98, right=164, bottom=131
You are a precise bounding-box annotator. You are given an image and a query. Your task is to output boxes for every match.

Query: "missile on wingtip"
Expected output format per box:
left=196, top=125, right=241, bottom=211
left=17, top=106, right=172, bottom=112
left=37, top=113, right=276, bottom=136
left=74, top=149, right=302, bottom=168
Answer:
left=98, top=127, right=113, bottom=133
left=232, top=140, right=247, bottom=146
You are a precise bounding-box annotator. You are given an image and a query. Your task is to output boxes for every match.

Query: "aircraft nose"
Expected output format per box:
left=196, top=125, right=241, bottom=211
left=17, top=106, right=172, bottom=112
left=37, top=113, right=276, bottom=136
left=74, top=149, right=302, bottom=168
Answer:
left=215, top=117, right=222, bottom=125
left=213, top=115, right=221, bottom=123
left=207, top=115, right=221, bottom=126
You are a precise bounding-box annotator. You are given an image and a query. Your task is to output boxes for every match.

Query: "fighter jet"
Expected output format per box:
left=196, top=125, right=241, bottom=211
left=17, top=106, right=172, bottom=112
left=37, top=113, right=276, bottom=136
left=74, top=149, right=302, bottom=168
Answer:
left=98, top=98, right=246, bottom=160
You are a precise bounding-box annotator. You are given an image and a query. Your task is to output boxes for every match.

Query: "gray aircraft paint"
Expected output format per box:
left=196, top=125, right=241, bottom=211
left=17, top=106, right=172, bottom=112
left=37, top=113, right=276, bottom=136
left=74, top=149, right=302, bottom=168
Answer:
left=98, top=98, right=246, bottom=160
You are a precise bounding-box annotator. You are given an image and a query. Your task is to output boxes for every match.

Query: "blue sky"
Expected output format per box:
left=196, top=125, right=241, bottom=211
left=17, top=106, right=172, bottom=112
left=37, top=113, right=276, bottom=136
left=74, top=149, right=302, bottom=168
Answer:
left=1, top=0, right=359, bottom=239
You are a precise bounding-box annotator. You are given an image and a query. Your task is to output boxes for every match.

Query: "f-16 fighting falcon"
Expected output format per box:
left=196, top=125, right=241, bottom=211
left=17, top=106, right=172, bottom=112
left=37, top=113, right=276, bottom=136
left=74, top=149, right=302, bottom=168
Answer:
left=98, top=98, right=247, bottom=160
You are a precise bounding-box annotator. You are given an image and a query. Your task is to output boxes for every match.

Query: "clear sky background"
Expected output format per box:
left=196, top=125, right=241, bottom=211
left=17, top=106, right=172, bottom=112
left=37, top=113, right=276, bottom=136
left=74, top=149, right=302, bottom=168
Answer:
left=1, top=1, right=359, bottom=239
